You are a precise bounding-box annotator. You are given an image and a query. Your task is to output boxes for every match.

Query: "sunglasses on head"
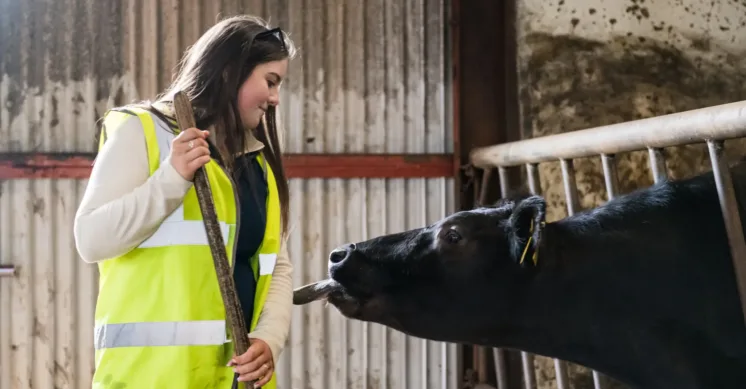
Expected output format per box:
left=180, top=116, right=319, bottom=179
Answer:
left=254, top=27, right=287, bottom=53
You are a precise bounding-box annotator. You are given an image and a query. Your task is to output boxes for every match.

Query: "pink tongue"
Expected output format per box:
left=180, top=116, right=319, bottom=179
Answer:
left=293, top=279, right=339, bottom=305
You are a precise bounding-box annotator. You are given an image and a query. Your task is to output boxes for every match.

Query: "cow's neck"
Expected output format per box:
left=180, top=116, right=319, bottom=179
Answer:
left=490, top=221, right=659, bottom=387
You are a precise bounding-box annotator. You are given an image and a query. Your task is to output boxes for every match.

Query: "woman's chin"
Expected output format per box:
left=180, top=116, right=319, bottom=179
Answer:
left=249, top=115, right=263, bottom=130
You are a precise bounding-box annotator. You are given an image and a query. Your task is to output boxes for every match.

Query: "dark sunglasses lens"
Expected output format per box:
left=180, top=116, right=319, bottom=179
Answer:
left=264, top=29, right=285, bottom=50
left=272, top=31, right=286, bottom=50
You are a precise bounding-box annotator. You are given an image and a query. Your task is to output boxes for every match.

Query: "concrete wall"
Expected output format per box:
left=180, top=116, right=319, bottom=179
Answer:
left=514, top=0, right=746, bottom=387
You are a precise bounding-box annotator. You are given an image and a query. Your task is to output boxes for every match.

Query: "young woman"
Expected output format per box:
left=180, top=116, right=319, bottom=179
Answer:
left=74, top=15, right=296, bottom=388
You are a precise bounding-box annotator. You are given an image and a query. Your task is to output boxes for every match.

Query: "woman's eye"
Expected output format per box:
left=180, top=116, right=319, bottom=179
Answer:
left=444, top=230, right=462, bottom=244
left=267, top=80, right=276, bottom=88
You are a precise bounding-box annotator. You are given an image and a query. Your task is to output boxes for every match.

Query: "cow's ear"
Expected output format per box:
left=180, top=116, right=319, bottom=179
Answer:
left=507, top=195, right=546, bottom=267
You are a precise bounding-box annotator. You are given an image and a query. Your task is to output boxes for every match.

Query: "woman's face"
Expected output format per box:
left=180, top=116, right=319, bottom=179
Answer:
left=237, top=58, right=289, bottom=129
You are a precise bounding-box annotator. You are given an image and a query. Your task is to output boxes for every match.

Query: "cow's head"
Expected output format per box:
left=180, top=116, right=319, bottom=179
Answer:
left=293, top=195, right=548, bottom=343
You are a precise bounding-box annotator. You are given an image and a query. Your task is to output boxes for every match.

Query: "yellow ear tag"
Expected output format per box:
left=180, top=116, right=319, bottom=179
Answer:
left=519, top=219, right=535, bottom=266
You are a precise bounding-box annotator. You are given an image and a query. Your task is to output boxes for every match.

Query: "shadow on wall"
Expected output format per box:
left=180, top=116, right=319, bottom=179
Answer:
left=516, top=32, right=746, bottom=389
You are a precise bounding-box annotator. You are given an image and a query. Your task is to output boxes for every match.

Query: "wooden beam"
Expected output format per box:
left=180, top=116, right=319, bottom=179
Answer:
left=0, top=153, right=455, bottom=179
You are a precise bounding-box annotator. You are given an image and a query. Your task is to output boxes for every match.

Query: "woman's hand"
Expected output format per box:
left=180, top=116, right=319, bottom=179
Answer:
left=170, top=127, right=211, bottom=181
left=230, top=338, right=274, bottom=386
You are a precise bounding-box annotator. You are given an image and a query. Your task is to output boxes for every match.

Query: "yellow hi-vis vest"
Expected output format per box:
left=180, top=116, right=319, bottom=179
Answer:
left=91, top=106, right=280, bottom=389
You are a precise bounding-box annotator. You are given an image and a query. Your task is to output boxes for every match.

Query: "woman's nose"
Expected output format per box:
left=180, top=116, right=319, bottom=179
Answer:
left=268, top=93, right=280, bottom=107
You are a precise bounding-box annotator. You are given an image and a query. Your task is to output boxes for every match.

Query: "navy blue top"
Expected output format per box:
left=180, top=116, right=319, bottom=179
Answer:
left=232, top=151, right=268, bottom=326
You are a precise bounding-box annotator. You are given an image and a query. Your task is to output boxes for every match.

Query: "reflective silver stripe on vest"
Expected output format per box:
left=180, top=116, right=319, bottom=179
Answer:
left=135, top=114, right=231, bottom=249
left=138, top=220, right=231, bottom=248
left=94, top=320, right=229, bottom=349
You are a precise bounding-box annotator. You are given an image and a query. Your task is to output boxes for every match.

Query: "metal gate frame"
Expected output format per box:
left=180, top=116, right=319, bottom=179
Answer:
left=465, top=99, right=746, bottom=389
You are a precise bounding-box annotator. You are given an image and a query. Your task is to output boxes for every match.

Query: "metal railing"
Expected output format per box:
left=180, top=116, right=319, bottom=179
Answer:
left=467, top=99, right=746, bottom=389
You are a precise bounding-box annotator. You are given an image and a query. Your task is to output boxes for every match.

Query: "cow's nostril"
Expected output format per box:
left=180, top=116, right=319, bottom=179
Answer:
left=329, top=247, right=349, bottom=264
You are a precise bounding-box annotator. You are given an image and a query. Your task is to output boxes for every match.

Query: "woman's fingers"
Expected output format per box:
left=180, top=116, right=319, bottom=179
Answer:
left=184, top=144, right=211, bottom=171
left=187, top=155, right=212, bottom=170
left=168, top=127, right=211, bottom=181
left=175, top=127, right=208, bottom=142
left=237, top=361, right=272, bottom=384
left=174, top=129, right=209, bottom=151
left=233, top=352, right=269, bottom=376
left=184, top=143, right=210, bottom=159
left=253, top=366, right=274, bottom=387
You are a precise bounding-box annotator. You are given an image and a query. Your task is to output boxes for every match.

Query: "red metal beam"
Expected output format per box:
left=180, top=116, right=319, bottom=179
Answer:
left=282, top=154, right=454, bottom=178
left=0, top=153, right=454, bottom=179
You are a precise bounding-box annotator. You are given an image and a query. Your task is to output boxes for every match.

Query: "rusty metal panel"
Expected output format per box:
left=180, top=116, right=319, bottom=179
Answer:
left=272, top=0, right=458, bottom=387
left=0, top=0, right=126, bottom=153
left=0, top=179, right=98, bottom=389
left=0, top=0, right=110, bottom=387
left=0, top=0, right=453, bottom=155
left=123, top=0, right=453, bottom=155
left=1, top=0, right=457, bottom=388
left=281, top=177, right=458, bottom=389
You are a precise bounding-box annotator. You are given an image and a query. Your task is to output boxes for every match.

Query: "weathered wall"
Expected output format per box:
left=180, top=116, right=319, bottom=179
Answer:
left=515, top=0, right=746, bottom=387
left=0, top=2, right=124, bottom=388
left=0, top=1, right=458, bottom=389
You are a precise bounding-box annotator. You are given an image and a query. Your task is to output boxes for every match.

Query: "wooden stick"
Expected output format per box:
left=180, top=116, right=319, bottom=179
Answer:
left=173, top=91, right=255, bottom=387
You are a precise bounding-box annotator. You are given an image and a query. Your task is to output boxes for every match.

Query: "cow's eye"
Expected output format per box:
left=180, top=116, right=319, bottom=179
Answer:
left=443, top=229, right=462, bottom=244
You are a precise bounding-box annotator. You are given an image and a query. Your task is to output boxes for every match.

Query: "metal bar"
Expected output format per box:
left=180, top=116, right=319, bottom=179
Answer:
left=648, top=148, right=668, bottom=183
left=560, top=159, right=580, bottom=214
left=493, top=172, right=507, bottom=389
left=553, top=159, right=584, bottom=389
left=601, top=154, right=619, bottom=199
left=0, top=265, right=16, bottom=277
left=470, top=100, right=746, bottom=168
left=707, top=140, right=746, bottom=326
left=478, top=346, right=489, bottom=383
left=520, top=352, right=536, bottom=389
left=491, top=167, right=512, bottom=389
left=479, top=168, right=494, bottom=206
left=283, top=154, right=454, bottom=178
left=0, top=152, right=455, bottom=180
left=470, top=166, right=482, bottom=208
left=561, top=158, right=605, bottom=388
left=520, top=162, right=540, bottom=389
left=493, top=348, right=509, bottom=389
left=588, top=363, right=603, bottom=389
left=593, top=153, right=623, bottom=389
left=498, top=167, right=510, bottom=198
left=553, top=359, right=570, bottom=389
left=526, top=163, right=541, bottom=195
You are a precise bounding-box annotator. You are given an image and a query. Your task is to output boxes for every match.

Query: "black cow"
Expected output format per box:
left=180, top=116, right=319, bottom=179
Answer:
left=293, top=161, right=746, bottom=389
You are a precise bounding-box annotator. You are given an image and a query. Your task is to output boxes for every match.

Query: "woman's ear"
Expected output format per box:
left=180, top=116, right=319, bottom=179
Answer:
left=506, top=195, right=546, bottom=266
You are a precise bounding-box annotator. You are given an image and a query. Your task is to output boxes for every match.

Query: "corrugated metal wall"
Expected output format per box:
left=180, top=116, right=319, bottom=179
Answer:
left=0, top=1, right=459, bottom=389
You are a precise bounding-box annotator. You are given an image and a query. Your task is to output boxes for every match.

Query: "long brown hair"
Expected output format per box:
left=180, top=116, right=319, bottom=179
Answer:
left=153, top=15, right=296, bottom=237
